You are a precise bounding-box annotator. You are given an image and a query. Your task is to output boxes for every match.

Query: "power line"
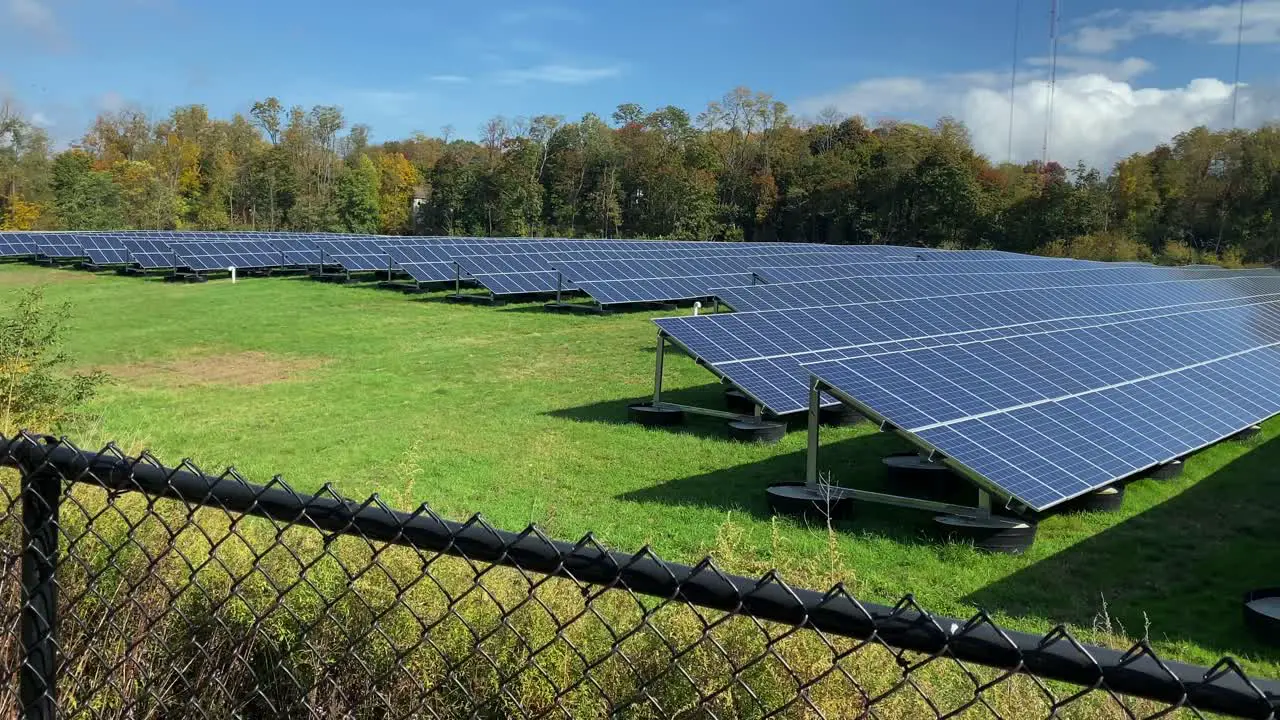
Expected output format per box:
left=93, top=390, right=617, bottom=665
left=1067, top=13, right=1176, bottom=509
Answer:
left=1231, top=0, right=1246, bottom=128
left=1008, top=0, right=1023, bottom=165
left=1042, top=0, right=1061, bottom=165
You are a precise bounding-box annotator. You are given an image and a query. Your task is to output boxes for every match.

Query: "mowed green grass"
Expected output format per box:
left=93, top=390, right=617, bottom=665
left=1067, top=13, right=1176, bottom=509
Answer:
left=4, top=262, right=1279, bottom=680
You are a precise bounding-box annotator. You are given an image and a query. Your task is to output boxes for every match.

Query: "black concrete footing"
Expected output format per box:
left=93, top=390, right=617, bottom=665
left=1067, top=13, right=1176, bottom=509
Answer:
left=727, top=420, right=786, bottom=444
left=627, top=402, right=684, bottom=426
left=933, top=515, right=1037, bottom=554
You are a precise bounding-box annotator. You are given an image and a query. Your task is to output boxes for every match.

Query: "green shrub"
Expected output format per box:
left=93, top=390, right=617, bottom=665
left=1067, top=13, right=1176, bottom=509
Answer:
left=0, top=287, right=108, bottom=435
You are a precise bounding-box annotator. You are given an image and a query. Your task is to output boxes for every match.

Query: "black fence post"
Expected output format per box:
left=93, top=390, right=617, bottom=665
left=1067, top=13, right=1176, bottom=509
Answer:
left=20, top=467, right=60, bottom=719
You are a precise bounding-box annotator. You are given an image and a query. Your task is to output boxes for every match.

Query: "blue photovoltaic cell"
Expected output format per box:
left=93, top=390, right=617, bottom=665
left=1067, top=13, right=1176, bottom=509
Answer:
left=271, top=237, right=324, bottom=265
left=437, top=243, right=894, bottom=295
left=0, top=232, right=40, bottom=257
left=36, top=233, right=85, bottom=259
left=806, top=301, right=1280, bottom=511
left=315, top=240, right=395, bottom=272
left=655, top=275, right=1280, bottom=415
left=550, top=249, right=1042, bottom=305
left=715, top=266, right=1278, bottom=312
left=554, top=258, right=766, bottom=305
left=448, top=245, right=866, bottom=297
left=750, top=257, right=1115, bottom=285
left=79, top=234, right=131, bottom=265
left=176, top=241, right=288, bottom=271
left=120, top=239, right=183, bottom=269
left=452, top=254, right=575, bottom=295
left=386, top=246, right=457, bottom=283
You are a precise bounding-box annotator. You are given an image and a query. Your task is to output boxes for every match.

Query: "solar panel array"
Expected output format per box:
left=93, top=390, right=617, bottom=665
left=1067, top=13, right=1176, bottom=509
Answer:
left=715, top=266, right=1279, bottom=312
left=808, top=300, right=1280, bottom=511
left=656, top=272, right=1280, bottom=415
left=7, top=228, right=1275, bottom=521
left=749, top=257, right=1122, bottom=285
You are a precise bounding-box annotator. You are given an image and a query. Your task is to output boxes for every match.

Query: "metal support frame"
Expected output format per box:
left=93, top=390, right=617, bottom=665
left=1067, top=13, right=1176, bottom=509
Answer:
left=651, top=331, right=761, bottom=422
left=653, top=330, right=665, bottom=405
left=20, top=468, right=60, bottom=718
left=801, top=377, right=994, bottom=520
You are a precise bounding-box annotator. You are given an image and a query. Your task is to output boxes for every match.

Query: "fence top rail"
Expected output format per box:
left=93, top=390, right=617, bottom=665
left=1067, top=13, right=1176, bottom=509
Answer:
left=3, top=431, right=1277, bottom=719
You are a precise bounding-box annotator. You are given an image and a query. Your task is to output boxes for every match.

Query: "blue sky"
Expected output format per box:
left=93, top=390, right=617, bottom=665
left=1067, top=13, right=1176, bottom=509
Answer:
left=2, top=0, right=1278, bottom=167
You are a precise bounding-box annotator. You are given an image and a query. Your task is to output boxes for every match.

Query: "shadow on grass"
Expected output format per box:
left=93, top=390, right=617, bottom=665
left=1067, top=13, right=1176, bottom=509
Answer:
left=617, top=431, right=941, bottom=545
left=547, top=383, right=767, bottom=440
left=969, top=434, right=1280, bottom=660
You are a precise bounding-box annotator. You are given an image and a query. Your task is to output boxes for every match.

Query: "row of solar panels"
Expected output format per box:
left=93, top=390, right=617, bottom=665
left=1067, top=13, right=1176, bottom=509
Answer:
left=3, top=231, right=1068, bottom=301
left=651, top=264, right=1280, bottom=514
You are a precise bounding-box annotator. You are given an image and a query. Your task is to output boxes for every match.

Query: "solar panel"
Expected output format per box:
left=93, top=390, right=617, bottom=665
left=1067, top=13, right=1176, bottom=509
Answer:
left=385, top=245, right=458, bottom=283
left=175, top=241, right=288, bottom=271
left=806, top=300, right=1280, bottom=512
left=655, top=274, right=1280, bottom=416
left=715, top=266, right=1278, bottom=312
left=120, top=239, right=183, bottom=269
left=79, top=234, right=132, bottom=265
left=270, top=237, right=324, bottom=265
left=452, top=254, right=575, bottom=295
left=0, top=232, right=40, bottom=258
left=749, top=257, right=1120, bottom=285
left=552, top=257, right=770, bottom=305
left=315, top=240, right=394, bottom=272
left=429, top=242, right=895, bottom=294
left=36, top=233, right=85, bottom=259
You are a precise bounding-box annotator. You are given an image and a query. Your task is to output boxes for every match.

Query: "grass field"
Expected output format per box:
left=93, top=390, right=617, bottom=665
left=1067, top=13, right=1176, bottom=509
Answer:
left=4, top=261, right=1279, bottom=681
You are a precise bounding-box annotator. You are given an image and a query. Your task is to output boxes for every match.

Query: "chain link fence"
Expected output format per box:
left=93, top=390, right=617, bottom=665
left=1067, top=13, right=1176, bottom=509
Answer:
left=0, top=432, right=1276, bottom=719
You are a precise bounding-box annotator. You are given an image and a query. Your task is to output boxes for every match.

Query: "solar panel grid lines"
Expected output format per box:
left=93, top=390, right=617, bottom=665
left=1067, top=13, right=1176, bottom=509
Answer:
left=269, top=237, right=325, bottom=266
left=446, top=244, right=862, bottom=296
left=175, top=241, right=290, bottom=271
left=119, top=239, right=184, bottom=269
left=0, top=232, right=40, bottom=257
left=554, top=257, right=774, bottom=283
left=654, top=275, right=1280, bottom=415
left=77, top=233, right=132, bottom=265
left=805, top=300, right=1280, bottom=510
left=714, top=266, right=1280, bottom=312
left=747, top=257, right=1121, bottom=284
left=314, top=239, right=395, bottom=272
left=450, top=254, right=574, bottom=295
left=35, top=232, right=87, bottom=259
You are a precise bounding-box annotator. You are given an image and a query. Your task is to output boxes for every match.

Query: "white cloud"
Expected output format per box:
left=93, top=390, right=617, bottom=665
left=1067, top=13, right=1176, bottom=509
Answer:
left=798, top=71, right=1279, bottom=169
left=428, top=74, right=470, bottom=84
left=5, top=0, right=62, bottom=44
left=496, top=64, right=621, bottom=85
left=1025, top=55, right=1155, bottom=82
left=30, top=110, right=51, bottom=127
left=1071, top=0, right=1280, bottom=52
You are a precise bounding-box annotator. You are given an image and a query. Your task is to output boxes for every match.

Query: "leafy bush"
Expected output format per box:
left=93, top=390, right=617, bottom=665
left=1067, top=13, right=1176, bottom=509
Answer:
left=0, top=287, right=108, bottom=435
left=1037, top=232, right=1159, bottom=262
left=1158, top=240, right=1199, bottom=265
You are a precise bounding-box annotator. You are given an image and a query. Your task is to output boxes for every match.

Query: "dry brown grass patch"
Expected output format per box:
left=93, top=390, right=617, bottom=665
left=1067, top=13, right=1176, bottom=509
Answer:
left=0, top=269, right=98, bottom=286
left=97, top=350, right=327, bottom=389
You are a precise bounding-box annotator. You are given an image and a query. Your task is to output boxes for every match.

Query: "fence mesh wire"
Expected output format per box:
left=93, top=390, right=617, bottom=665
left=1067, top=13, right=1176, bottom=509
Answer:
left=0, top=433, right=1276, bottom=719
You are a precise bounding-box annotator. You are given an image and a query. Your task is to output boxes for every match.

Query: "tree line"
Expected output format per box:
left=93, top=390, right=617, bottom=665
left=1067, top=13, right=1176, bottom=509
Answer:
left=1, top=87, right=1277, bottom=263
